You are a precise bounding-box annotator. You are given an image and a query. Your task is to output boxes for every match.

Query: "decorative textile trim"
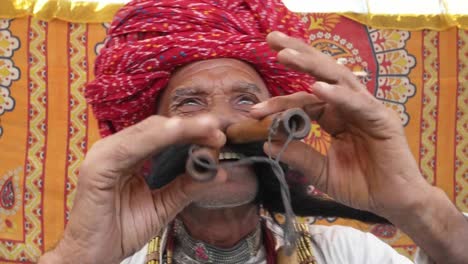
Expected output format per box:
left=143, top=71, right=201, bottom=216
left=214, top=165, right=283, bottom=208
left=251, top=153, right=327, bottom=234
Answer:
left=1, top=0, right=467, bottom=30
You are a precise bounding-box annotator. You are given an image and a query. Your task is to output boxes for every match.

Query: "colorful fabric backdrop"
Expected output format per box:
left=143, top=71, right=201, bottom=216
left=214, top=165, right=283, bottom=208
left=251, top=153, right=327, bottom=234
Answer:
left=0, top=14, right=466, bottom=263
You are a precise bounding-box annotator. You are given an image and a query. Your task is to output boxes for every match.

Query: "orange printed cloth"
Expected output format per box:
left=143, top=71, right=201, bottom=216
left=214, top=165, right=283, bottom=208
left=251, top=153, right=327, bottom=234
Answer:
left=0, top=15, right=466, bottom=262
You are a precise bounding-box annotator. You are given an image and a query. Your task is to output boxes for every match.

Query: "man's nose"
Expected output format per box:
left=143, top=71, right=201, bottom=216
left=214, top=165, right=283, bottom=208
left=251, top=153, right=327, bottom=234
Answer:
left=211, top=104, right=246, bottom=133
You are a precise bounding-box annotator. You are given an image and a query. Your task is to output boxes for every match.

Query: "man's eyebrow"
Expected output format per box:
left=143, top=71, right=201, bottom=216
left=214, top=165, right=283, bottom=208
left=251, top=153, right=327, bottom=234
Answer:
left=232, top=82, right=261, bottom=94
left=170, top=82, right=261, bottom=102
left=171, top=87, right=207, bottom=101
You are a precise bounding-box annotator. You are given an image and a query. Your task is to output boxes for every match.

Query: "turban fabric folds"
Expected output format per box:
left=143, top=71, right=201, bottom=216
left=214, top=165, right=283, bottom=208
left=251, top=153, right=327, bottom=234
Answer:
left=85, top=0, right=315, bottom=137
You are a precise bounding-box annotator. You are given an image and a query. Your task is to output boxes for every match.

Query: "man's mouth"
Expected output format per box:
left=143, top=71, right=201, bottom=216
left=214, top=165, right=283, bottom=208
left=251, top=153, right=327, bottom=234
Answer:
left=218, top=152, right=245, bottom=161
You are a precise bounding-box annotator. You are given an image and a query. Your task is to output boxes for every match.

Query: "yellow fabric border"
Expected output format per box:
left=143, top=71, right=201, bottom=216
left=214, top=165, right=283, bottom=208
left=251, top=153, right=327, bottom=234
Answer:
left=343, top=13, right=468, bottom=31
left=0, top=0, right=123, bottom=23
left=0, top=0, right=467, bottom=30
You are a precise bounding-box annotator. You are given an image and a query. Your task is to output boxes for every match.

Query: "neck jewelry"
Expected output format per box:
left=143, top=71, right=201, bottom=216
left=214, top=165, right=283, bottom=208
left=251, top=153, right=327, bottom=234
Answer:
left=173, top=219, right=262, bottom=264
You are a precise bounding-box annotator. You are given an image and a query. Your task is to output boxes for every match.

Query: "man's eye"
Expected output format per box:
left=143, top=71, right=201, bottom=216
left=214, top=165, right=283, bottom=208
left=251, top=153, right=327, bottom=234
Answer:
left=180, top=98, right=202, bottom=106
left=236, top=96, right=257, bottom=105
left=172, top=98, right=206, bottom=115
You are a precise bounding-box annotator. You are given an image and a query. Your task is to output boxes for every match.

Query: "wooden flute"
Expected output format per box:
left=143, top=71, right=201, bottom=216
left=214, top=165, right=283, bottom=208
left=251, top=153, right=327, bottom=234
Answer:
left=185, top=108, right=311, bottom=181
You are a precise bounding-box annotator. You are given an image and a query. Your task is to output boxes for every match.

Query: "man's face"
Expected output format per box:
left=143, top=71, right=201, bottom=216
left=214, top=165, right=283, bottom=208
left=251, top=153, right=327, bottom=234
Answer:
left=158, top=58, right=271, bottom=208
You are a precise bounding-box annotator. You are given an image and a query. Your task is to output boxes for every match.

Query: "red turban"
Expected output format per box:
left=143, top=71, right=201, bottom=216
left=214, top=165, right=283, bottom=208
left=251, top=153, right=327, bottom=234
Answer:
left=85, top=0, right=315, bottom=137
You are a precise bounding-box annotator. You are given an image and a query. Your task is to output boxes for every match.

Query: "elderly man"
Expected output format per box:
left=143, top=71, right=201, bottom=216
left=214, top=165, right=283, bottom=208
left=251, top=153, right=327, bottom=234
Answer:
left=39, top=0, right=467, bottom=263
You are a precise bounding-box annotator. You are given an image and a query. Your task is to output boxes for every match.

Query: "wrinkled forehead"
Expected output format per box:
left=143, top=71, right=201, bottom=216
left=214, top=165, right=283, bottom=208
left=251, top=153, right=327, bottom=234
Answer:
left=169, top=58, right=269, bottom=90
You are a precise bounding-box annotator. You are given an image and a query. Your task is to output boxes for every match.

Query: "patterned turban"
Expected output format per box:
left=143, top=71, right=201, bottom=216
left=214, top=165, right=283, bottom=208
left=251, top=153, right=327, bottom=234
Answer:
left=85, top=0, right=315, bottom=137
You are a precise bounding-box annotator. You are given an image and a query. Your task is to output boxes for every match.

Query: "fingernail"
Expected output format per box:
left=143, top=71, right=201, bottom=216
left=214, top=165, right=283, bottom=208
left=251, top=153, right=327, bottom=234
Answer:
left=313, top=82, right=328, bottom=89
left=274, top=31, right=288, bottom=38
left=284, top=48, right=300, bottom=56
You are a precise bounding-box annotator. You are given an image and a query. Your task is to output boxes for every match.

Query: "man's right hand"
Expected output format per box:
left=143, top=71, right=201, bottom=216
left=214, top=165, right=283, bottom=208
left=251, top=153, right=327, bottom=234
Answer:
left=39, top=115, right=226, bottom=264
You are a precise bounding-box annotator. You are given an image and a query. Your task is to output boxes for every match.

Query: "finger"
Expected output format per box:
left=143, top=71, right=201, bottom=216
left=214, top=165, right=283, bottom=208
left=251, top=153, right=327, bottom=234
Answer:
left=311, top=82, right=358, bottom=109
left=267, top=31, right=362, bottom=88
left=250, top=91, right=346, bottom=135
left=263, top=140, right=327, bottom=189
left=312, top=81, right=374, bottom=118
left=84, top=115, right=226, bottom=177
left=312, top=82, right=402, bottom=138
left=267, top=31, right=312, bottom=53
left=250, top=91, right=325, bottom=119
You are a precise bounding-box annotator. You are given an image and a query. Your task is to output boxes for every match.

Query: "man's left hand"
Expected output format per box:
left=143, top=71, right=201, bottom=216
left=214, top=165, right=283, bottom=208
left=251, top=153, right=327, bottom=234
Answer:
left=251, top=31, right=433, bottom=220
left=251, top=31, right=468, bottom=264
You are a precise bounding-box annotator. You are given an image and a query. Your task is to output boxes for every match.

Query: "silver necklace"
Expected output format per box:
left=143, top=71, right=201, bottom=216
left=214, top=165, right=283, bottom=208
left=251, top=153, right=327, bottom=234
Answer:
left=173, top=219, right=262, bottom=264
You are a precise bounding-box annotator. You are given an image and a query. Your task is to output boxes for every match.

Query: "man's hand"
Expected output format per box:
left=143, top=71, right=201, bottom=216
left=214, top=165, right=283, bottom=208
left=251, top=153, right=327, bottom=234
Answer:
left=253, top=31, right=430, bottom=217
left=39, top=115, right=226, bottom=264
left=250, top=31, right=468, bottom=264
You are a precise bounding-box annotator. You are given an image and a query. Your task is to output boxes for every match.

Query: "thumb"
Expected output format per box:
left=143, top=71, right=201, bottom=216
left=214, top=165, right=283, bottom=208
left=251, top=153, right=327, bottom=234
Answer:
left=149, top=168, right=228, bottom=235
